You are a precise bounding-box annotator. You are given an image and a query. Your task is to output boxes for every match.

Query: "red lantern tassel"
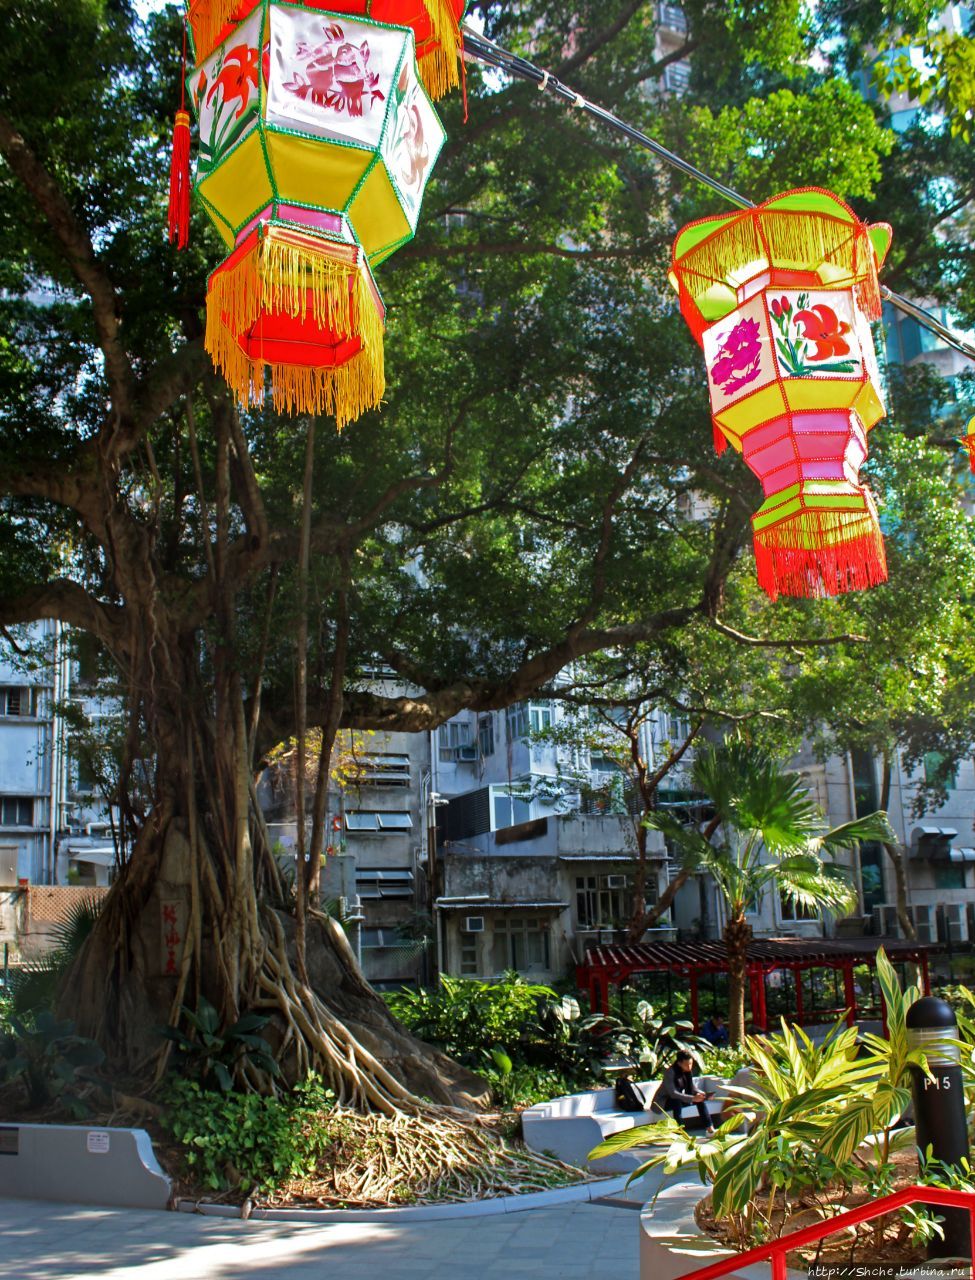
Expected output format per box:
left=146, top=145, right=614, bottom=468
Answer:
left=713, top=422, right=728, bottom=456
left=168, top=109, right=191, bottom=250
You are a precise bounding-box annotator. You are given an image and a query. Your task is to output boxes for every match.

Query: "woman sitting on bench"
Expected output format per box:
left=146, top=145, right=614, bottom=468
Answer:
left=652, top=1051, right=714, bottom=1133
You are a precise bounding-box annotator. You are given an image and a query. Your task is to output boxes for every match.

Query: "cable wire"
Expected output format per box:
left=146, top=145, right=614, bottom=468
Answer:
left=461, top=25, right=975, bottom=366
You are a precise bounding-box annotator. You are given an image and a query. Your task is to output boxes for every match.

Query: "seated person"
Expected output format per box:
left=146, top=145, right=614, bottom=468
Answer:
left=653, top=1051, right=715, bottom=1133
left=701, top=1012, right=729, bottom=1046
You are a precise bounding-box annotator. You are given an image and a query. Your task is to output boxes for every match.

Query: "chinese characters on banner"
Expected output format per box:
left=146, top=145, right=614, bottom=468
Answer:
left=161, top=899, right=188, bottom=976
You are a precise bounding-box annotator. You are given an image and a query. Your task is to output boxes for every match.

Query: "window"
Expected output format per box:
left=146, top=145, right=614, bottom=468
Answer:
left=923, top=752, right=956, bottom=791
left=506, top=703, right=529, bottom=741
left=576, top=875, right=629, bottom=929
left=0, top=688, right=33, bottom=717
left=779, top=892, right=817, bottom=922
left=360, top=928, right=411, bottom=948
left=74, top=754, right=97, bottom=795
left=493, top=917, right=550, bottom=972
left=0, top=797, right=33, bottom=826
left=666, top=711, right=691, bottom=742
left=493, top=788, right=531, bottom=829
left=345, top=811, right=413, bottom=832
left=935, top=865, right=966, bottom=891
left=459, top=930, right=479, bottom=976
left=745, top=890, right=763, bottom=916
left=529, top=702, right=553, bottom=734
left=663, top=61, right=691, bottom=93
left=348, top=753, right=410, bottom=786
left=478, top=715, right=495, bottom=758
left=355, top=868, right=414, bottom=899
left=440, top=720, right=472, bottom=760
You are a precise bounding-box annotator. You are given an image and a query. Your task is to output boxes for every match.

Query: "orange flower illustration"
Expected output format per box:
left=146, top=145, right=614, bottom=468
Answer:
left=793, top=303, right=852, bottom=360
left=206, top=43, right=259, bottom=119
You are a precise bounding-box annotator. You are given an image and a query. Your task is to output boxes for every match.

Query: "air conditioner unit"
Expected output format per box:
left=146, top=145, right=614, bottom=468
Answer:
left=463, top=916, right=485, bottom=933
left=908, top=904, right=937, bottom=944
left=941, top=902, right=970, bottom=944
left=455, top=746, right=478, bottom=762
left=603, top=875, right=627, bottom=889
left=872, top=904, right=901, bottom=938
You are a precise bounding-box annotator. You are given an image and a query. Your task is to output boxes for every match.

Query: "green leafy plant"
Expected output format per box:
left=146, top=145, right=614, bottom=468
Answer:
left=163, top=1073, right=337, bottom=1192
left=0, top=1010, right=105, bottom=1115
left=160, top=996, right=280, bottom=1092
left=591, top=956, right=937, bottom=1251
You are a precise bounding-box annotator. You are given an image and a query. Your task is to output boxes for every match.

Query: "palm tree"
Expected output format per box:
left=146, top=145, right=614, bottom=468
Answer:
left=646, top=738, right=895, bottom=1044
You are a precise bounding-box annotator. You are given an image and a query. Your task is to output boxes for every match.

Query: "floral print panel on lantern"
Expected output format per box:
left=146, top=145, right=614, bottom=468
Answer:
left=194, top=6, right=263, bottom=175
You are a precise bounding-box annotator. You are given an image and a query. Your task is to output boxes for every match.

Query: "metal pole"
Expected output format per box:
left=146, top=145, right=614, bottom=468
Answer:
left=906, top=997, right=971, bottom=1259
left=461, top=26, right=975, bottom=368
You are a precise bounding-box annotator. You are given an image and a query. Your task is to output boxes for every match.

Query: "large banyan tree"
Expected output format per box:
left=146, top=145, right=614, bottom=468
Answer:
left=1, top=0, right=973, bottom=1105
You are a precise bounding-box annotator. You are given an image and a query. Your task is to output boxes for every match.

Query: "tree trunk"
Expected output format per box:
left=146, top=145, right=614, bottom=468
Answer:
left=724, top=914, right=752, bottom=1045
left=57, top=640, right=488, bottom=1112
left=880, top=752, right=915, bottom=940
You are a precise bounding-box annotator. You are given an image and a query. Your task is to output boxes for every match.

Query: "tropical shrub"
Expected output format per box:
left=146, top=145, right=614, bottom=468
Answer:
left=160, top=996, right=280, bottom=1091
left=385, top=974, right=559, bottom=1066
left=0, top=1010, right=105, bottom=1115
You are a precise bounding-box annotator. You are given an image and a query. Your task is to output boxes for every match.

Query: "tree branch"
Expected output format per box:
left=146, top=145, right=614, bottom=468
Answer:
left=709, top=618, right=869, bottom=648
left=0, top=111, right=135, bottom=432
left=0, top=581, right=125, bottom=651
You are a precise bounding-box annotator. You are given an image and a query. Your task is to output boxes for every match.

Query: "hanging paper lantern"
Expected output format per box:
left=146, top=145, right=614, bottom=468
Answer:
left=187, top=0, right=467, bottom=100
left=670, top=188, right=893, bottom=601
left=185, top=2, right=447, bottom=424
left=962, top=416, right=975, bottom=473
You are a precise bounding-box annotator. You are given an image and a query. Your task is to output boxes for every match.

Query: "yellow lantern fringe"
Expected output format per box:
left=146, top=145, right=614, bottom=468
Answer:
left=205, top=227, right=385, bottom=429
left=187, top=0, right=240, bottom=62
left=678, top=211, right=881, bottom=319
left=418, top=0, right=463, bottom=99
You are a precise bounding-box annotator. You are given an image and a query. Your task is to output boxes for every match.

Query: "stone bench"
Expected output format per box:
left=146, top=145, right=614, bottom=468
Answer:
left=0, top=1123, right=171, bottom=1209
left=522, top=1077, right=729, bottom=1172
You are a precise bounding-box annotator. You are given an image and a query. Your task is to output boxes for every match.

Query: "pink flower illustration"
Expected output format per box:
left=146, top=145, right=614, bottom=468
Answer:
left=711, top=316, right=763, bottom=393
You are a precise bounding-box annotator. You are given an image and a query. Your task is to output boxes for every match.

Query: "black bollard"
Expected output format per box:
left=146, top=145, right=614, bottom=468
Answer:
left=906, top=996, right=971, bottom=1260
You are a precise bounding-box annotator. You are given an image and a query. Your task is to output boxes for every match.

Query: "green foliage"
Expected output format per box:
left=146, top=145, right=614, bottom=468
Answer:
left=160, top=997, right=280, bottom=1093
left=698, top=1044, right=752, bottom=1077
left=591, top=954, right=933, bottom=1246
left=385, top=974, right=558, bottom=1067
left=0, top=1010, right=105, bottom=1115
left=163, top=1074, right=337, bottom=1192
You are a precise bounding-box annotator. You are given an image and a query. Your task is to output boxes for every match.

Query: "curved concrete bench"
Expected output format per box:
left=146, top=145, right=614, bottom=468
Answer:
left=0, top=1123, right=171, bottom=1209
left=522, top=1077, right=729, bottom=1173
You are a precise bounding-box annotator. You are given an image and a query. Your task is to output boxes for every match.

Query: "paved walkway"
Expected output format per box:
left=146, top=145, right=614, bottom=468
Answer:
left=0, top=1196, right=643, bottom=1280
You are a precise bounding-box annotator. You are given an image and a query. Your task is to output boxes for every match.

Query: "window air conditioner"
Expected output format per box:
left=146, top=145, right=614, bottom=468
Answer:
left=908, top=904, right=937, bottom=944
left=455, top=746, right=478, bottom=762
left=603, top=875, right=627, bottom=889
left=941, top=902, right=969, bottom=944
left=463, top=916, right=485, bottom=933
left=872, top=905, right=901, bottom=938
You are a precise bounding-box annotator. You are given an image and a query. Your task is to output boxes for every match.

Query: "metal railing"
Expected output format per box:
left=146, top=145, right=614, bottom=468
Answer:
left=678, top=1185, right=975, bottom=1280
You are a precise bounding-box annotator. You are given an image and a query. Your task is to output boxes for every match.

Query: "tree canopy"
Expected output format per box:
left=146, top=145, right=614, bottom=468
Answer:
left=0, top=0, right=973, bottom=1088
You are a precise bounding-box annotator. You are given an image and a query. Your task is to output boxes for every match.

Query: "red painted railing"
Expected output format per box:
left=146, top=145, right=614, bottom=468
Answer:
left=678, top=1185, right=975, bottom=1280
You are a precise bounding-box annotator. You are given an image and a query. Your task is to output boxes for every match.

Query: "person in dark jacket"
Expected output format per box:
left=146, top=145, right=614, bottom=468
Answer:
left=701, top=1013, right=729, bottom=1046
left=653, top=1051, right=714, bottom=1132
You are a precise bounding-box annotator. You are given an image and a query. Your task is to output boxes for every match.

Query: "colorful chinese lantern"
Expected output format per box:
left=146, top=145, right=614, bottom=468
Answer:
left=184, top=1, right=452, bottom=426
left=963, top=416, right=975, bottom=473
left=670, top=188, right=893, bottom=601
left=187, top=0, right=466, bottom=99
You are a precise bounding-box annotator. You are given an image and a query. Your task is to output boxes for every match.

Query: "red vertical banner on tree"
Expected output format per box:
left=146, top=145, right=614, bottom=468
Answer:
left=669, top=188, right=894, bottom=601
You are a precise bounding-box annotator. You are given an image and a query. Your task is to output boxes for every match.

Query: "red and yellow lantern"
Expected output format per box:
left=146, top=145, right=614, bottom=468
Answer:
left=183, top=0, right=458, bottom=426
left=670, top=188, right=893, bottom=601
